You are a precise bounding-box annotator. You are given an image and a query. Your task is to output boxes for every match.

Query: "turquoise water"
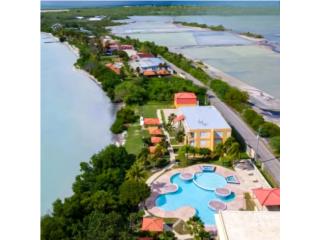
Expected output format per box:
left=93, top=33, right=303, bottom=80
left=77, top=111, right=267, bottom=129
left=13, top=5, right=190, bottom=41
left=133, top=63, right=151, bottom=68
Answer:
left=41, top=33, right=116, bottom=215
left=156, top=173, right=235, bottom=225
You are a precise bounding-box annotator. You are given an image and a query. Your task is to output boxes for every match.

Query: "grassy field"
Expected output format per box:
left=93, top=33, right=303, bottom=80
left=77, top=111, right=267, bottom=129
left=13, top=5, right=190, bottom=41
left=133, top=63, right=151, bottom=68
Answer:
left=125, top=102, right=172, bottom=155
left=134, top=102, right=173, bottom=118
left=124, top=123, right=147, bottom=155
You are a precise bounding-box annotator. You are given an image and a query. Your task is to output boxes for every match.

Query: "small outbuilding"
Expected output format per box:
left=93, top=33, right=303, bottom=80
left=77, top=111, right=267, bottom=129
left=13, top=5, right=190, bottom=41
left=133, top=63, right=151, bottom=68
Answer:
left=252, top=188, right=280, bottom=210
left=143, top=118, right=160, bottom=126
left=141, top=217, right=164, bottom=232
left=174, top=92, right=198, bottom=108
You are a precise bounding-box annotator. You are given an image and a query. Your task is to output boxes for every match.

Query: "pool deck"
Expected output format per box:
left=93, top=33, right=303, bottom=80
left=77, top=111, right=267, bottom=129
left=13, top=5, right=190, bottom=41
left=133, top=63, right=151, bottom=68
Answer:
left=145, top=164, right=246, bottom=223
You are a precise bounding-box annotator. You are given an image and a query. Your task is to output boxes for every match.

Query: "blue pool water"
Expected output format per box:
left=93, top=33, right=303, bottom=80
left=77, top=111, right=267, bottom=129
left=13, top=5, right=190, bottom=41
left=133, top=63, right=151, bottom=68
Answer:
left=194, top=172, right=227, bottom=190
left=155, top=172, right=235, bottom=226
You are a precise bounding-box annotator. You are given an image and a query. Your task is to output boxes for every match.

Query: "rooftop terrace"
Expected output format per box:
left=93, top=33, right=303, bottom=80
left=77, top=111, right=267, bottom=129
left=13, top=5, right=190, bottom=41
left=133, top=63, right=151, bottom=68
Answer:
left=179, top=106, right=230, bottom=130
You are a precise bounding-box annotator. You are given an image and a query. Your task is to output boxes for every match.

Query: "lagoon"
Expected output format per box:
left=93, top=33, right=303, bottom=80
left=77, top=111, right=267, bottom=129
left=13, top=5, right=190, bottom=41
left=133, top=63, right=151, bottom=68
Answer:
left=41, top=33, right=116, bottom=215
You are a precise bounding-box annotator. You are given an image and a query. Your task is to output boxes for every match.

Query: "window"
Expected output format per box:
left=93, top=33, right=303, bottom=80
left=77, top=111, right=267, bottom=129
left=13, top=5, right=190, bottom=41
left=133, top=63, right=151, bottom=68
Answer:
left=200, top=140, right=208, bottom=147
left=200, top=131, right=210, bottom=138
left=189, top=132, right=195, bottom=138
left=190, top=140, right=195, bottom=146
left=215, top=131, right=224, bottom=138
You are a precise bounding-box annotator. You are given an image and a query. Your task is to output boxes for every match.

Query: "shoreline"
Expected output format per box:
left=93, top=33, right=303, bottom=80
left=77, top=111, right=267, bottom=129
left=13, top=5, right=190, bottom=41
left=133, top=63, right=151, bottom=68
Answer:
left=42, top=32, right=125, bottom=146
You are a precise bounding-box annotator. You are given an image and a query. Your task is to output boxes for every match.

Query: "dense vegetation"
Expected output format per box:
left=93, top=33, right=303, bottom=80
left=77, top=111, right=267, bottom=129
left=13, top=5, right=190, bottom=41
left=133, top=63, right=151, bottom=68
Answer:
left=241, top=32, right=264, bottom=39
left=177, top=137, right=243, bottom=168
left=174, top=21, right=226, bottom=31
left=242, top=109, right=280, bottom=155
left=41, top=145, right=151, bottom=239
left=111, top=107, right=138, bottom=134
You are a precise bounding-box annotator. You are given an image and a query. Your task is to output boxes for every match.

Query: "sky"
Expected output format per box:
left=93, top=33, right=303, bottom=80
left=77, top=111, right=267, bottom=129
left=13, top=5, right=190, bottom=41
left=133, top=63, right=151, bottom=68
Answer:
left=41, top=0, right=279, bottom=2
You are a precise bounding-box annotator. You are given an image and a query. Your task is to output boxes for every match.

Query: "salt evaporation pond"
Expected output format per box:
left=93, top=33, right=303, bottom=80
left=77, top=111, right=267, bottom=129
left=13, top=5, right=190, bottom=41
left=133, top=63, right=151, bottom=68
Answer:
left=111, top=15, right=280, bottom=99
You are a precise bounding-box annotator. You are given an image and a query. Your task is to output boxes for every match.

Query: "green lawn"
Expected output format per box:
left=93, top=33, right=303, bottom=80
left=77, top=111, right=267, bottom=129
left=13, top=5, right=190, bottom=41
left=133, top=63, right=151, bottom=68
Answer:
left=134, top=102, right=173, bottom=118
left=125, top=102, right=172, bottom=155
left=124, top=123, right=147, bottom=155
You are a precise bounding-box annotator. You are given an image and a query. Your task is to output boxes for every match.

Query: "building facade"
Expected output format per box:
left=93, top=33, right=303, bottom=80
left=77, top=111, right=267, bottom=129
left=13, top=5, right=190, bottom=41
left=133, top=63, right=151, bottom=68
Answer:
left=177, top=106, right=231, bottom=151
left=174, top=92, right=198, bottom=108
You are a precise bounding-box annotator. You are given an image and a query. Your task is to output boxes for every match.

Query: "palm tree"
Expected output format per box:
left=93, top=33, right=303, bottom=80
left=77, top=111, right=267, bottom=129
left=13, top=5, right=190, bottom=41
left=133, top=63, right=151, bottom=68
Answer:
left=154, top=144, right=167, bottom=158
left=168, top=113, right=177, bottom=125
left=125, top=162, right=147, bottom=182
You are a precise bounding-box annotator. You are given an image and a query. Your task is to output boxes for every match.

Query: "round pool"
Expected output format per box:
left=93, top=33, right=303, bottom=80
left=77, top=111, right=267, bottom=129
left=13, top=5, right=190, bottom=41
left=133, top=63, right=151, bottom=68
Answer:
left=155, top=172, right=235, bottom=226
left=193, top=172, right=228, bottom=191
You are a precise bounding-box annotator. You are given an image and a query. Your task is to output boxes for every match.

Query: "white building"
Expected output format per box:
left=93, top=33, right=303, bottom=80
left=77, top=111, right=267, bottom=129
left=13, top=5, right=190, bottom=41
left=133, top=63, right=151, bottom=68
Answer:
left=215, top=211, right=280, bottom=240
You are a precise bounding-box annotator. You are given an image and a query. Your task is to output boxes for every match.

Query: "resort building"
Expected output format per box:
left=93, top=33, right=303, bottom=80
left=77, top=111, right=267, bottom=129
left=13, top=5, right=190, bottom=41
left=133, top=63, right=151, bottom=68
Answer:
left=252, top=188, right=280, bottom=211
left=174, top=92, right=198, bottom=108
left=175, top=106, right=231, bottom=151
left=123, top=49, right=138, bottom=58
left=215, top=211, right=280, bottom=240
left=131, top=57, right=165, bottom=71
left=120, top=44, right=134, bottom=50
left=141, top=217, right=164, bottom=233
left=105, top=62, right=123, bottom=75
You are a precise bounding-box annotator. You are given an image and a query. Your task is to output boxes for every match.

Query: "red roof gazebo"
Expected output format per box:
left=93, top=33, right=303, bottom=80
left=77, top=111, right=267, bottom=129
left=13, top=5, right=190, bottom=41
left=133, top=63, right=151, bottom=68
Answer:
left=141, top=217, right=164, bottom=232
left=252, top=188, right=280, bottom=206
left=144, top=118, right=160, bottom=126
left=151, top=137, right=162, bottom=144
left=148, top=127, right=163, bottom=135
left=174, top=92, right=197, bottom=107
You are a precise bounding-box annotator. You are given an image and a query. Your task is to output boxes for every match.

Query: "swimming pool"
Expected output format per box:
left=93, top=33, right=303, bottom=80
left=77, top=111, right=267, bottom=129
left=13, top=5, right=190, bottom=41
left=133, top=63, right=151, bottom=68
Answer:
left=155, top=172, right=235, bottom=226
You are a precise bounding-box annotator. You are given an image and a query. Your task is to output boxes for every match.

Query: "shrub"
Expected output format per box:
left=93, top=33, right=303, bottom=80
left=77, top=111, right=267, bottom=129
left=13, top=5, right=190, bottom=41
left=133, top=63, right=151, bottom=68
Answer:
left=110, top=118, right=126, bottom=134
left=270, top=136, right=280, bottom=155
left=260, top=122, right=280, bottom=137
left=242, top=109, right=265, bottom=131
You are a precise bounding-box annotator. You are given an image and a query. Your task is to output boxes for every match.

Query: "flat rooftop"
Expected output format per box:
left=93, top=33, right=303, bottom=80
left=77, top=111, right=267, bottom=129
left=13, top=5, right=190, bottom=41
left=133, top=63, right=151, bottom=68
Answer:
left=179, top=106, right=230, bottom=130
left=138, top=57, right=164, bottom=68
left=215, top=211, right=280, bottom=240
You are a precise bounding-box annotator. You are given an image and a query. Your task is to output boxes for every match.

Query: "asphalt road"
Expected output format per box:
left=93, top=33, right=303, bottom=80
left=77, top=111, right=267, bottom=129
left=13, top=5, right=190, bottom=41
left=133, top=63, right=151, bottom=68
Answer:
left=161, top=57, right=280, bottom=185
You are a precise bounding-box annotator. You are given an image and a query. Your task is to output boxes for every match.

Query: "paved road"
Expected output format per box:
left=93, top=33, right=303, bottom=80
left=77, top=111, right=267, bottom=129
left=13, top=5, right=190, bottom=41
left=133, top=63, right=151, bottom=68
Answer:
left=161, top=57, right=280, bottom=185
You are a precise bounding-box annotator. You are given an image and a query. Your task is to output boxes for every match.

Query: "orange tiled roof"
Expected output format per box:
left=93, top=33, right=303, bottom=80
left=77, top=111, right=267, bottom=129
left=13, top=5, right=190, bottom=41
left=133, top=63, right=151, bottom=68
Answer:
left=138, top=52, right=154, bottom=58
left=143, top=70, right=157, bottom=77
left=174, top=92, right=197, bottom=105
left=151, top=137, right=162, bottom=144
left=105, top=63, right=121, bottom=75
left=144, top=118, right=160, bottom=125
left=148, top=127, right=163, bottom=135
left=141, top=218, right=164, bottom=232
left=252, top=188, right=280, bottom=206
left=149, top=146, right=157, bottom=154
left=157, top=69, right=170, bottom=76
left=175, top=92, right=197, bottom=99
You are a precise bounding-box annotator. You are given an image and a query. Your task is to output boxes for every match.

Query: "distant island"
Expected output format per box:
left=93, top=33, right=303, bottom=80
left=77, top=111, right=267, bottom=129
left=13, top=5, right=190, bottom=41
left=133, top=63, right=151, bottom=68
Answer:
left=241, top=31, right=264, bottom=39
left=173, top=21, right=226, bottom=31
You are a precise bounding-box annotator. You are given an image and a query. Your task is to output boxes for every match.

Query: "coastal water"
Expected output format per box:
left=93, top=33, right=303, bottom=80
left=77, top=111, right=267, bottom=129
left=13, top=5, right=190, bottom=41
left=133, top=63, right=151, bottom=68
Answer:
left=41, top=1, right=280, bottom=10
left=41, top=33, right=116, bottom=215
left=112, top=15, right=280, bottom=98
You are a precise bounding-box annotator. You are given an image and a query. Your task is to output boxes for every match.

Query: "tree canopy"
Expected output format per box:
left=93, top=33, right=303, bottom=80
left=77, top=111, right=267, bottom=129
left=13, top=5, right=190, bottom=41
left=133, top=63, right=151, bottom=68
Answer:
left=41, top=145, right=150, bottom=239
